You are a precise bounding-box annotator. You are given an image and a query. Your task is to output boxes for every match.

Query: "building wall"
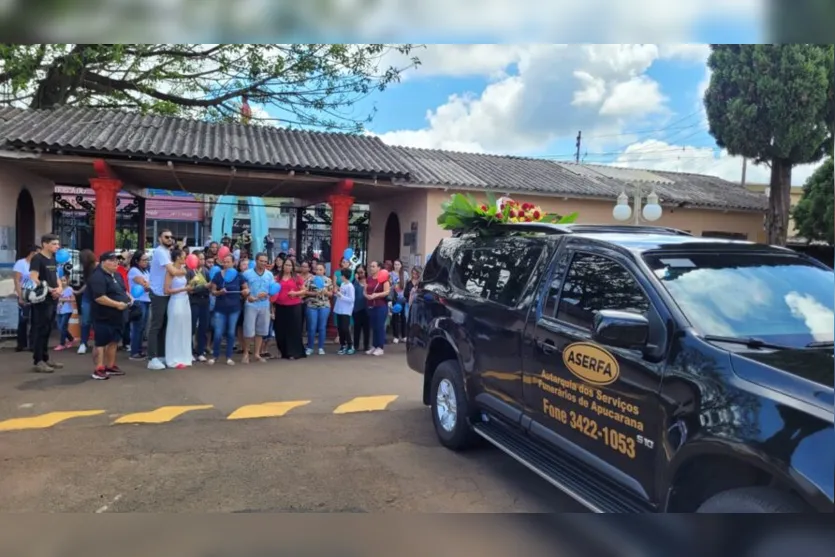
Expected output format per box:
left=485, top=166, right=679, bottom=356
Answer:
left=368, top=187, right=767, bottom=269
left=0, top=162, right=56, bottom=264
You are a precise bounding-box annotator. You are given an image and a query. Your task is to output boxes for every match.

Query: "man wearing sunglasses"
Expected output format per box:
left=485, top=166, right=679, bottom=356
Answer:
left=147, top=229, right=186, bottom=370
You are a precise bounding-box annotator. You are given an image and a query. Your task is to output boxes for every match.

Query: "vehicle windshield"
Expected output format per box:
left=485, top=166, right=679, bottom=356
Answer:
left=643, top=252, right=834, bottom=348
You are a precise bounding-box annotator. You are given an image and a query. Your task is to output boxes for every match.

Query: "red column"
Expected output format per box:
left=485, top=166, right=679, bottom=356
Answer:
left=328, top=192, right=354, bottom=340
left=89, top=177, right=122, bottom=255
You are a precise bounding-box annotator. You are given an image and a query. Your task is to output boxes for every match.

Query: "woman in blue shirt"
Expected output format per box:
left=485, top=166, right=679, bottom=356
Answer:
left=209, top=254, right=249, bottom=366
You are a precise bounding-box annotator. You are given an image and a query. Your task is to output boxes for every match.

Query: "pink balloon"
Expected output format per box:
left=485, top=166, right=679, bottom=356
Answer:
left=217, top=246, right=230, bottom=259
left=377, top=269, right=389, bottom=283
left=186, top=254, right=199, bottom=270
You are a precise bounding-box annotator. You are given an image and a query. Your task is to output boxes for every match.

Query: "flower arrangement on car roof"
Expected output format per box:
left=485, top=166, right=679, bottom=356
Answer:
left=437, top=192, right=578, bottom=233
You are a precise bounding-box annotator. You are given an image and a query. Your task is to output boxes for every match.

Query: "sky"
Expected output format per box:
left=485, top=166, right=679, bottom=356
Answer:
left=255, top=42, right=822, bottom=188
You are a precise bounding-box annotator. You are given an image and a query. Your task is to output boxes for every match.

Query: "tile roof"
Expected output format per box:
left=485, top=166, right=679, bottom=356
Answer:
left=0, top=106, right=408, bottom=177
left=391, top=146, right=768, bottom=212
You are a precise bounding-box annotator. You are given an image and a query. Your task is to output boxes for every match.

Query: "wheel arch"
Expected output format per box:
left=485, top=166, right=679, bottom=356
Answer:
left=423, top=331, right=462, bottom=405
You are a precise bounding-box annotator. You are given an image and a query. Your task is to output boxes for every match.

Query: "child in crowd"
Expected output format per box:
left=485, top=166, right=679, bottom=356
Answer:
left=54, top=276, right=75, bottom=350
left=333, top=268, right=355, bottom=355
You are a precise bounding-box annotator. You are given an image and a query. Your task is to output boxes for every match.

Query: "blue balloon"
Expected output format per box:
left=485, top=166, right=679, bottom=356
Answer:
left=209, top=265, right=221, bottom=279
left=280, top=240, right=289, bottom=251
left=392, top=303, right=403, bottom=314
left=248, top=260, right=255, bottom=269
left=313, top=275, right=325, bottom=289
left=131, top=284, right=145, bottom=298
left=223, top=268, right=238, bottom=282
left=269, top=282, right=282, bottom=296
left=343, top=247, right=353, bottom=260
left=56, top=249, right=70, bottom=264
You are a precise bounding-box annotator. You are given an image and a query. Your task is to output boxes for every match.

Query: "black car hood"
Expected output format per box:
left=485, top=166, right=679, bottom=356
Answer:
left=729, top=348, right=835, bottom=413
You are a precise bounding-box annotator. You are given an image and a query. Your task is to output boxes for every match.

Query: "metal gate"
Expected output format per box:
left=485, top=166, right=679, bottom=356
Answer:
left=52, top=190, right=145, bottom=285
left=296, top=205, right=369, bottom=266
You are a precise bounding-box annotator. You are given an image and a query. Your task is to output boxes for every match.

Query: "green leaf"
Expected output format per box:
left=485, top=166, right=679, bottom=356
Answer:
left=485, top=191, right=497, bottom=208
left=557, top=212, right=579, bottom=224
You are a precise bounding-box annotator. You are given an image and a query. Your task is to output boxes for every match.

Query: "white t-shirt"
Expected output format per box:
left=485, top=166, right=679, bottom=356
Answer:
left=13, top=258, right=29, bottom=289
left=149, top=245, right=172, bottom=296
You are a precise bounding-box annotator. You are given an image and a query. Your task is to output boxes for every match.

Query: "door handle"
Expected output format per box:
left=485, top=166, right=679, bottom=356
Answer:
left=538, top=339, right=557, bottom=354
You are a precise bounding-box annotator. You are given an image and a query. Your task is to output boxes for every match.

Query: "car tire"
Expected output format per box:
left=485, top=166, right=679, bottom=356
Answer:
left=696, top=487, right=809, bottom=513
left=430, top=359, right=477, bottom=451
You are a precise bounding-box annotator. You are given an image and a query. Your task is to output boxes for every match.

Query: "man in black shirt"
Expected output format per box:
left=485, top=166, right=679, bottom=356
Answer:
left=28, top=233, right=63, bottom=373
left=87, top=251, right=132, bottom=380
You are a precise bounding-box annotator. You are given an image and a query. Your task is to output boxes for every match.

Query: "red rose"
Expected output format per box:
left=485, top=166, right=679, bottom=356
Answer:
left=508, top=210, right=516, bottom=218
left=525, top=217, right=533, bottom=222
left=480, top=204, right=488, bottom=211
left=533, top=210, right=541, bottom=219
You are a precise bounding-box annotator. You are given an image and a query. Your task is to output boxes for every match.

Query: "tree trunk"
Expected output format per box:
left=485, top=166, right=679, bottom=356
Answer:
left=765, top=158, right=793, bottom=246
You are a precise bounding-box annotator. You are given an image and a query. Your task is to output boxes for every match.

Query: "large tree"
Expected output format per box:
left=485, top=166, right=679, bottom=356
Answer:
left=703, top=44, right=834, bottom=245
left=0, top=44, right=420, bottom=131
left=792, top=156, right=834, bottom=245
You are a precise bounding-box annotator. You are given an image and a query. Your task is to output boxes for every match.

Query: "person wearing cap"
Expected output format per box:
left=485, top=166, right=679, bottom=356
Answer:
left=86, top=251, right=131, bottom=380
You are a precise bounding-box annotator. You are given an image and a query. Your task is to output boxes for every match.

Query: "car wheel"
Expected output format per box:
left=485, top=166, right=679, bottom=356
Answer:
left=696, top=487, right=809, bottom=513
left=430, top=359, right=477, bottom=451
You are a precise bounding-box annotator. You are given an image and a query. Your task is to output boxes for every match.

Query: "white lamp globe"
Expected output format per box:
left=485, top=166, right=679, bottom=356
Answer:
left=642, top=191, right=662, bottom=222
left=612, top=192, right=632, bottom=222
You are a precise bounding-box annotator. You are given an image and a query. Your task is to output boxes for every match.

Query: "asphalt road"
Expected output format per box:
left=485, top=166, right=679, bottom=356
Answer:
left=0, top=343, right=585, bottom=514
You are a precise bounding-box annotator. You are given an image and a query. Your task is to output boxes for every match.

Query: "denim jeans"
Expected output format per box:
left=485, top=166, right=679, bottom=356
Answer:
left=368, top=305, right=387, bottom=349
left=191, top=303, right=210, bottom=356
left=130, top=301, right=150, bottom=355
left=305, top=305, right=330, bottom=351
left=80, top=299, right=92, bottom=346
left=56, top=312, right=72, bottom=345
left=212, top=310, right=240, bottom=359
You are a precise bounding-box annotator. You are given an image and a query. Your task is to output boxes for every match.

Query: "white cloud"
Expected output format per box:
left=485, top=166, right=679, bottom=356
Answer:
left=611, top=139, right=822, bottom=186
left=377, top=44, right=681, bottom=154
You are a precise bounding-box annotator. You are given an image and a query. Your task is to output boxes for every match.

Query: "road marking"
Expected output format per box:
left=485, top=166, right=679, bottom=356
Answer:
left=333, top=395, right=399, bottom=414
left=227, top=401, right=311, bottom=420
left=113, top=405, right=213, bottom=424
left=95, top=493, right=122, bottom=513
left=0, top=410, right=105, bottom=432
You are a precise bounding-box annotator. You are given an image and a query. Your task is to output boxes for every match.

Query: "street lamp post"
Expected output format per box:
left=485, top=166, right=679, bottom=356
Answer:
left=612, top=183, right=663, bottom=224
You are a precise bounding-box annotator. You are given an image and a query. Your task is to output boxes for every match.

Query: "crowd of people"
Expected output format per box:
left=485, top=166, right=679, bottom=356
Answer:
left=12, top=231, right=422, bottom=380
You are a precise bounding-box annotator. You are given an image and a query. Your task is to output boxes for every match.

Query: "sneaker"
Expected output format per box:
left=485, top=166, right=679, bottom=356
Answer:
left=91, top=367, right=109, bottom=380
left=337, top=348, right=346, bottom=355
left=305, top=348, right=313, bottom=356
left=393, top=338, right=399, bottom=344
left=106, top=366, right=125, bottom=376
left=346, top=348, right=355, bottom=355
left=147, top=358, right=166, bottom=370
left=226, top=358, right=235, bottom=366
left=197, top=355, right=207, bottom=362
left=77, top=344, right=87, bottom=355
left=33, top=361, right=54, bottom=373
left=129, top=353, right=145, bottom=361
left=49, top=361, right=64, bottom=369
left=365, top=348, right=375, bottom=355
left=373, top=348, right=384, bottom=356
left=318, top=348, right=325, bottom=356
left=54, top=345, right=65, bottom=351
left=207, top=358, right=216, bottom=365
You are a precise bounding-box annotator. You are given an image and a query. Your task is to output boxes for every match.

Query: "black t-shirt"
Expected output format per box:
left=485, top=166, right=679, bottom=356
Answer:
left=30, top=252, right=59, bottom=289
left=87, top=266, right=129, bottom=324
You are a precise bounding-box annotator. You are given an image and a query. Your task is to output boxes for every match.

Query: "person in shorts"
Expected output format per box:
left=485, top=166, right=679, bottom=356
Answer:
left=241, top=252, right=273, bottom=363
left=87, top=251, right=131, bottom=380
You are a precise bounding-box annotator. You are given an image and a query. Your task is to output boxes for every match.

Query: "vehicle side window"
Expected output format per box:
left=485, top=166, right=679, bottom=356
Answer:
left=541, top=250, right=571, bottom=319
left=556, top=252, right=650, bottom=330
left=451, top=243, right=543, bottom=307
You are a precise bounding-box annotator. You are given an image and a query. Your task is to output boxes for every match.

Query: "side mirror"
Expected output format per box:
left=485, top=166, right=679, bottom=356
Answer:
left=592, top=310, right=649, bottom=350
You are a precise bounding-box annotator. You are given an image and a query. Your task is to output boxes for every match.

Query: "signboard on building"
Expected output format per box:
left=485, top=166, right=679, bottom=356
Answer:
left=55, top=186, right=203, bottom=221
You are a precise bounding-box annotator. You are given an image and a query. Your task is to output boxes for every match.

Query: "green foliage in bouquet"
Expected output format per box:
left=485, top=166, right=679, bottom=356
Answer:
left=437, top=192, right=578, bottom=233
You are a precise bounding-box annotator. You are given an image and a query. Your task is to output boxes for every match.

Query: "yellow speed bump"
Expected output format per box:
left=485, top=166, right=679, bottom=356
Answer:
left=0, top=410, right=105, bottom=432
left=227, top=400, right=311, bottom=420
left=113, top=405, right=213, bottom=424
left=333, top=395, right=399, bottom=414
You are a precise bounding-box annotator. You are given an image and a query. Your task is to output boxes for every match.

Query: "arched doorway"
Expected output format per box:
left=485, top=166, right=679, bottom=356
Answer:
left=15, top=188, right=35, bottom=259
left=383, top=212, right=401, bottom=263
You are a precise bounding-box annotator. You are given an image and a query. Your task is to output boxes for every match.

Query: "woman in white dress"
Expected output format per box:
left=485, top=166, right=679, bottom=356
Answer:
left=163, top=248, right=194, bottom=368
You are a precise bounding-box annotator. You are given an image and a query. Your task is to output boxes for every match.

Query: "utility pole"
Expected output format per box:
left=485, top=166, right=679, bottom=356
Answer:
left=741, top=157, right=748, bottom=188
left=575, top=131, right=582, bottom=163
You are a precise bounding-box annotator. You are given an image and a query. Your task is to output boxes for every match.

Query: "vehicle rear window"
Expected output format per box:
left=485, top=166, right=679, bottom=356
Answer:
left=644, top=252, right=834, bottom=347
left=450, top=241, right=544, bottom=307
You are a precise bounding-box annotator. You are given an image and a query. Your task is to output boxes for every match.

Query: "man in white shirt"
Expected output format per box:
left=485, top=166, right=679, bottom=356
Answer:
left=146, top=229, right=185, bottom=370
left=13, top=245, right=38, bottom=352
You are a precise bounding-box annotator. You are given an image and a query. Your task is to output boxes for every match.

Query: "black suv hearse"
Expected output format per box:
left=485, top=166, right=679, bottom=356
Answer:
left=406, top=223, right=834, bottom=513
